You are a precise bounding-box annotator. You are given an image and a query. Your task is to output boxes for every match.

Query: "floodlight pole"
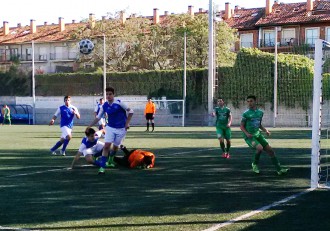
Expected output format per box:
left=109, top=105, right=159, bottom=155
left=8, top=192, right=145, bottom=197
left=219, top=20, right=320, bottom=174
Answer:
left=273, top=26, right=278, bottom=128
left=32, top=40, right=36, bottom=125
left=208, top=0, right=214, bottom=125
left=183, top=30, right=187, bottom=127
left=103, top=34, right=106, bottom=99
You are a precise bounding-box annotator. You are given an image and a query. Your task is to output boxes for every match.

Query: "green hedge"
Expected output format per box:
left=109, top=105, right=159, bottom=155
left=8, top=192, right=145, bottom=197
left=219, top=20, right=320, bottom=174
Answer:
left=218, top=48, right=314, bottom=109
left=2, top=48, right=323, bottom=112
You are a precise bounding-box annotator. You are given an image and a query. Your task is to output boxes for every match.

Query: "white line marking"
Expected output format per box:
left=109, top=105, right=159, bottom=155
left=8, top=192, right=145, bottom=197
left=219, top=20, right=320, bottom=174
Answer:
left=5, top=165, right=92, bottom=178
left=202, top=188, right=315, bottom=231
left=0, top=226, right=35, bottom=230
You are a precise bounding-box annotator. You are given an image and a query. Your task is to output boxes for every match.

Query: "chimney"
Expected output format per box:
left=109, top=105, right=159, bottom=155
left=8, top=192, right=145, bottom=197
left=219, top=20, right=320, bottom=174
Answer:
left=266, top=0, right=272, bottom=15
left=89, top=13, right=95, bottom=28
left=30, top=19, right=36, bottom=34
left=153, top=8, right=159, bottom=24
left=3, top=21, right=9, bottom=35
left=164, top=11, right=169, bottom=16
left=120, top=11, right=126, bottom=24
left=188, top=5, right=194, bottom=18
left=44, top=21, right=48, bottom=26
left=224, top=2, right=232, bottom=20
left=235, top=5, right=241, bottom=11
left=307, top=0, right=313, bottom=11
left=17, top=23, right=21, bottom=28
left=72, top=20, right=76, bottom=24
left=59, top=17, right=65, bottom=32
left=199, top=8, right=204, bottom=13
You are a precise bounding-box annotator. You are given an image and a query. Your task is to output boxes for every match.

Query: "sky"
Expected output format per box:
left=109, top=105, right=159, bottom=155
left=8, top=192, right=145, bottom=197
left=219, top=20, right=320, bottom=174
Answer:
left=0, top=0, right=301, bottom=27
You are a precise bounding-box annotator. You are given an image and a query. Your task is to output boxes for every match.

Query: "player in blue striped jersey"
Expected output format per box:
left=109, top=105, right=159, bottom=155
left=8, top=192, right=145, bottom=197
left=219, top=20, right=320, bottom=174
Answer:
left=89, top=87, right=134, bottom=174
left=49, top=96, right=80, bottom=156
left=94, top=98, right=106, bottom=130
left=70, top=127, right=105, bottom=169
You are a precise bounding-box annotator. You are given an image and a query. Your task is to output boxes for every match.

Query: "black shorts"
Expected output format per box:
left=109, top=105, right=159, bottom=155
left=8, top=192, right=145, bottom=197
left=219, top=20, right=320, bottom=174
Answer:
left=145, top=113, right=154, bottom=120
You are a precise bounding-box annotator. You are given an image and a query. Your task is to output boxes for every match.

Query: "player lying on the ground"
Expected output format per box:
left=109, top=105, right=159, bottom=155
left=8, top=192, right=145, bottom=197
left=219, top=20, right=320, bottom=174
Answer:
left=114, top=145, right=155, bottom=169
left=70, top=127, right=105, bottom=169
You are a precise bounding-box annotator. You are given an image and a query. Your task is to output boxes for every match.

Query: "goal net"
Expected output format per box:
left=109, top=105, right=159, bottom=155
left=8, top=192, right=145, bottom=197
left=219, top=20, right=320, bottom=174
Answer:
left=311, top=39, right=330, bottom=189
left=123, top=99, right=185, bottom=127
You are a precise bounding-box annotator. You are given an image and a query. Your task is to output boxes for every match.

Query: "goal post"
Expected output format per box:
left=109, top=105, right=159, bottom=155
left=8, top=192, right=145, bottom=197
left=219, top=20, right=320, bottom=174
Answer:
left=311, top=39, right=330, bottom=189
left=123, top=99, right=185, bottom=127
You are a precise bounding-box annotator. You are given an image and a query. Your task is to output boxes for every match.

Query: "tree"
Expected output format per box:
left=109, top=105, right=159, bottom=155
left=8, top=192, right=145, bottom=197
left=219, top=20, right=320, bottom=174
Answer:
left=71, top=12, right=238, bottom=71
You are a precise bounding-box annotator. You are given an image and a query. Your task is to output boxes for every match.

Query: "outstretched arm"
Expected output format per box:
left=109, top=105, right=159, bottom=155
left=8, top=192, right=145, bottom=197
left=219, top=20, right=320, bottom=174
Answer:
left=70, top=152, right=82, bottom=169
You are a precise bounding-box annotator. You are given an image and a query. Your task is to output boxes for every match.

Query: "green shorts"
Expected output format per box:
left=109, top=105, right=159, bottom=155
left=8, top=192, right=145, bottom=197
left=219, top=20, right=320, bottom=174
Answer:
left=244, top=134, right=269, bottom=149
left=3, top=116, right=11, bottom=124
left=216, top=127, right=231, bottom=140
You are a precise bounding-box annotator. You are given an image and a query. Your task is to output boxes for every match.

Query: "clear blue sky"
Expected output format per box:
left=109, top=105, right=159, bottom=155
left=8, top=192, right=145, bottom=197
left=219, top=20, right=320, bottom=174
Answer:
left=0, top=0, right=300, bottom=27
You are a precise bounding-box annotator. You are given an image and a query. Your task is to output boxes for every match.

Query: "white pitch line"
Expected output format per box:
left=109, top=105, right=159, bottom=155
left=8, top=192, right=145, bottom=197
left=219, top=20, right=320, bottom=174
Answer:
left=0, top=226, right=35, bottom=231
left=202, top=188, right=315, bottom=231
left=5, top=165, right=92, bottom=178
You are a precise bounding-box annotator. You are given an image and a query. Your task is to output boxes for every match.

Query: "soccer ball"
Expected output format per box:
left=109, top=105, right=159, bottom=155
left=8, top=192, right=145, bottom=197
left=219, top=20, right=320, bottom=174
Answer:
left=79, top=39, right=94, bottom=55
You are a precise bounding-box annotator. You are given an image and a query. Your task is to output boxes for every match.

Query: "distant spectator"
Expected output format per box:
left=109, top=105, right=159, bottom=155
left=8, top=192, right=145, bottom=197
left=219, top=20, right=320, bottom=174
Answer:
left=2, top=104, right=11, bottom=125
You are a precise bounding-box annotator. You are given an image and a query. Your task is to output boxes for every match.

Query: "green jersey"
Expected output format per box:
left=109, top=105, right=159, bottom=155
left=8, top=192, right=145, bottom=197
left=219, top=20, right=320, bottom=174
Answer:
left=3, top=107, right=10, bottom=118
left=214, top=106, right=231, bottom=128
left=241, top=108, right=264, bottom=136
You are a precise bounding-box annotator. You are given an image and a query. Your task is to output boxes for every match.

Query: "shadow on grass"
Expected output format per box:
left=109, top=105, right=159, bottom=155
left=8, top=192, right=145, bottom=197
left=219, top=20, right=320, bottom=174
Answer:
left=0, top=146, right=313, bottom=228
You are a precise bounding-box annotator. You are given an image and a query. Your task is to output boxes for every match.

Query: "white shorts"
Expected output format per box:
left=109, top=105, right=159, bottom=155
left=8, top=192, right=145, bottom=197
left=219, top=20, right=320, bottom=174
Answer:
left=98, top=118, right=106, bottom=126
left=81, top=142, right=104, bottom=157
left=60, top=126, right=72, bottom=139
left=105, top=126, right=126, bottom=147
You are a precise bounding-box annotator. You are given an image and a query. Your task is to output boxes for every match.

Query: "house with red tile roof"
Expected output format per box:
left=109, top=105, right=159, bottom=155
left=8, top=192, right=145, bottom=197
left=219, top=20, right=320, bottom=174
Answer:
left=224, top=0, right=330, bottom=53
left=1, top=1, right=330, bottom=73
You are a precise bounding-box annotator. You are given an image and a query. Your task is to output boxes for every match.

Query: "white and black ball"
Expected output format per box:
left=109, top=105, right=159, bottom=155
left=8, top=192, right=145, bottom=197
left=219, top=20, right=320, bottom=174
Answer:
left=79, top=39, right=94, bottom=55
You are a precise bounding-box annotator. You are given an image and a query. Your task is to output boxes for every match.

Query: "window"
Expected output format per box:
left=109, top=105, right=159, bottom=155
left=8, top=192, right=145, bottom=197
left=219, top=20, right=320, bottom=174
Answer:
left=240, top=33, right=253, bottom=48
left=55, top=46, right=64, bottom=60
left=263, top=30, right=275, bottom=47
left=26, top=48, right=32, bottom=61
left=282, top=29, right=296, bottom=45
left=305, top=28, right=319, bottom=46
left=39, top=47, right=47, bottom=61
left=326, top=27, right=330, bottom=42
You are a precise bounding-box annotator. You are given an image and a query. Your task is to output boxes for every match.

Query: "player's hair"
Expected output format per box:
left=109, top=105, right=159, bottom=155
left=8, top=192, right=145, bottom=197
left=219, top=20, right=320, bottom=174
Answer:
left=99, top=98, right=104, bottom=101
left=246, top=95, right=256, bottom=101
left=64, top=96, right=71, bottom=101
left=143, top=156, right=153, bottom=166
left=105, top=87, right=115, bottom=94
left=85, top=127, right=96, bottom=136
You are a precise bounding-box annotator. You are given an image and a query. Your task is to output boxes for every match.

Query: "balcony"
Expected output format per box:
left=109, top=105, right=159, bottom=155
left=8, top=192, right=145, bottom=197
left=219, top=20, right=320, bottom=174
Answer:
left=260, top=38, right=299, bottom=48
left=50, top=52, right=77, bottom=61
left=0, top=54, right=20, bottom=63
left=19, top=54, right=48, bottom=62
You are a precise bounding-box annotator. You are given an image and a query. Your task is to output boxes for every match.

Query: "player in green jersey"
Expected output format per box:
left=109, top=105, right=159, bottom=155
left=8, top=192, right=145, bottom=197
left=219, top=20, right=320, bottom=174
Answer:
left=240, top=95, right=289, bottom=176
left=212, top=98, right=232, bottom=158
left=2, top=104, right=11, bottom=125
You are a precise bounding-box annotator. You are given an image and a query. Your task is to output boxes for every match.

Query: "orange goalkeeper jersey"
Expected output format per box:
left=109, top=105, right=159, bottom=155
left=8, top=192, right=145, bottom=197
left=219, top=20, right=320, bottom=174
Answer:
left=128, top=150, right=155, bottom=168
left=144, top=102, right=156, bottom=115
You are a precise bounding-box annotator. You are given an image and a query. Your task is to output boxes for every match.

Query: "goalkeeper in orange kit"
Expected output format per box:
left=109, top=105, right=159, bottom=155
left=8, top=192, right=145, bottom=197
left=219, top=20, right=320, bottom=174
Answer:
left=114, top=145, right=155, bottom=169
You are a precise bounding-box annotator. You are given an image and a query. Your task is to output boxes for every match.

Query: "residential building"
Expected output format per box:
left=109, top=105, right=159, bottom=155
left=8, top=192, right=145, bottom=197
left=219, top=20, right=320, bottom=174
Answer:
left=1, top=0, right=330, bottom=73
left=224, top=0, right=330, bottom=53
